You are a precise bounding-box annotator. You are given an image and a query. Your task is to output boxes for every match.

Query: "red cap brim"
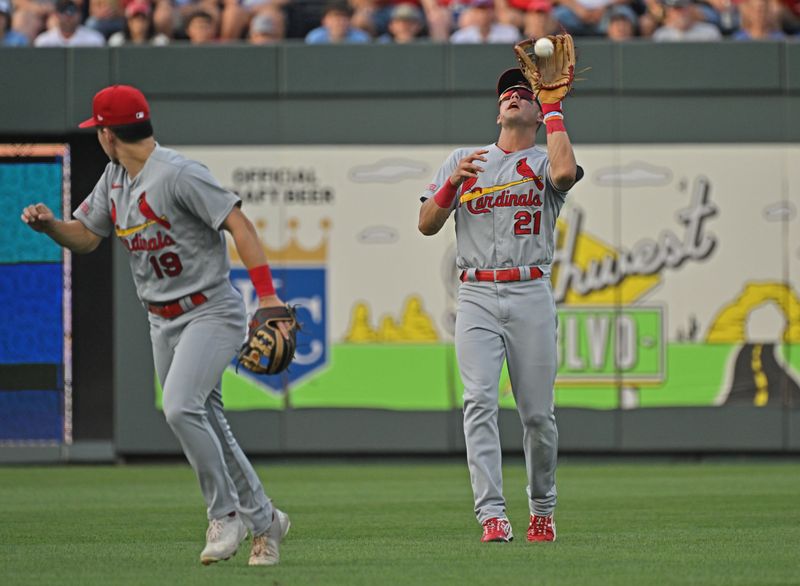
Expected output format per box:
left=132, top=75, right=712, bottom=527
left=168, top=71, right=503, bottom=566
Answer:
left=78, top=117, right=99, bottom=128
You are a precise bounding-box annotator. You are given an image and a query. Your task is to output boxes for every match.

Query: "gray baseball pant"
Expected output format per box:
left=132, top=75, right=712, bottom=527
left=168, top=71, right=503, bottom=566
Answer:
left=455, top=278, right=558, bottom=524
left=149, top=286, right=274, bottom=535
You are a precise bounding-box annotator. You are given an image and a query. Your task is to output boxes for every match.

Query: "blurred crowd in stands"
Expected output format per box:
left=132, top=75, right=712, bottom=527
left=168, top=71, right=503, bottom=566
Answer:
left=1, top=0, right=797, bottom=46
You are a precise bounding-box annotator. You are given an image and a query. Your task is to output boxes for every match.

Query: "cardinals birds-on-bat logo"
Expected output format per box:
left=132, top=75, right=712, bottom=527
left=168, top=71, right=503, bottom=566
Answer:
left=516, top=158, right=545, bottom=190
left=138, top=193, right=171, bottom=230
left=112, top=192, right=173, bottom=237
left=461, top=176, right=479, bottom=194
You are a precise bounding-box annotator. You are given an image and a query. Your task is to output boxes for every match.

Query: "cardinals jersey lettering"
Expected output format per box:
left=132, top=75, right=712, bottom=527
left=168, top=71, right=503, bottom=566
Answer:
left=421, top=144, right=568, bottom=272
left=74, top=145, right=240, bottom=303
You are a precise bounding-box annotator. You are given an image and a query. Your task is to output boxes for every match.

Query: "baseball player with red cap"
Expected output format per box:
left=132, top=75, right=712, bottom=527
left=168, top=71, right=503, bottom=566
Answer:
left=418, top=68, right=581, bottom=543
left=21, top=85, right=291, bottom=566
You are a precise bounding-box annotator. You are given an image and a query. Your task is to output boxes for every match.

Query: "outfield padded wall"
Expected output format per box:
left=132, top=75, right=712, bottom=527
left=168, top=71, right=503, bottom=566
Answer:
left=2, top=42, right=799, bottom=456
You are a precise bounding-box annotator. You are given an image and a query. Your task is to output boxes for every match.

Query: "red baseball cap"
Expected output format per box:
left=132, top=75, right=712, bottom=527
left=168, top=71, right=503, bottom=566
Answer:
left=125, top=1, right=151, bottom=18
left=78, top=85, right=150, bottom=129
left=526, top=0, right=553, bottom=12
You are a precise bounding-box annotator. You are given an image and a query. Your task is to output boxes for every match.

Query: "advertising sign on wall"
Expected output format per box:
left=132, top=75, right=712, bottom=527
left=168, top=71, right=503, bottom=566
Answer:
left=172, top=145, right=800, bottom=412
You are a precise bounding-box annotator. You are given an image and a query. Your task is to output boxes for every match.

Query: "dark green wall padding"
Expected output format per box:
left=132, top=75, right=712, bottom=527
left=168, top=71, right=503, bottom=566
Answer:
left=2, top=42, right=798, bottom=144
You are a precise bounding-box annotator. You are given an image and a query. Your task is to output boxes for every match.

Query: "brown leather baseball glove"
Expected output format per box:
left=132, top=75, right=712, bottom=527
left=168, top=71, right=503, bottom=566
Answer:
left=514, top=34, right=577, bottom=104
left=237, top=305, right=298, bottom=375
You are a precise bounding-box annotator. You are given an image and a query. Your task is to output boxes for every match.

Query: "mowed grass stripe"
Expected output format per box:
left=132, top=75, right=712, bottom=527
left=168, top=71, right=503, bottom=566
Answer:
left=0, top=462, right=798, bottom=585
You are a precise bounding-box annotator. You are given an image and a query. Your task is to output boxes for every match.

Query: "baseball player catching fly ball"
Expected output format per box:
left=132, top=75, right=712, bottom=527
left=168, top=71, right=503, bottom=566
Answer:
left=20, top=85, right=295, bottom=566
left=418, top=35, right=581, bottom=543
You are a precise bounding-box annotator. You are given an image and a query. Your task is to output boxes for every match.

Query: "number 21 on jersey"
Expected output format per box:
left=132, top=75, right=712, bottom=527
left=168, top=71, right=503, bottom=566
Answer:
left=514, top=210, right=541, bottom=236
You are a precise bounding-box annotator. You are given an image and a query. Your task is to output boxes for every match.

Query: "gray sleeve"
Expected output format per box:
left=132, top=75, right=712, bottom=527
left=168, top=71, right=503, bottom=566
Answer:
left=420, top=149, right=466, bottom=204
left=73, top=166, right=113, bottom=238
left=174, top=162, right=241, bottom=230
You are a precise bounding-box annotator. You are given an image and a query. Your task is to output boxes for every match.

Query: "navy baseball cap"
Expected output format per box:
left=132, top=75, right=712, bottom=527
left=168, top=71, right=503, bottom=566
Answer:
left=496, top=68, right=530, bottom=96
left=497, top=68, right=542, bottom=109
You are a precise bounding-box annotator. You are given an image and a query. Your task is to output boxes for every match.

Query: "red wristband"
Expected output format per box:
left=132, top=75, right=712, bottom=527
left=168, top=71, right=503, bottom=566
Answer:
left=433, top=180, right=458, bottom=209
left=545, top=118, right=566, bottom=134
left=543, top=100, right=565, bottom=135
left=248, top=264, right=276, bottom=298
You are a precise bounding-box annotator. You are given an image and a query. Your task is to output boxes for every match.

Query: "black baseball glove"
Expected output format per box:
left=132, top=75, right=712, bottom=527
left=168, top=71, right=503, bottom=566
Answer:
left=237, top=305, right=299, bottom=375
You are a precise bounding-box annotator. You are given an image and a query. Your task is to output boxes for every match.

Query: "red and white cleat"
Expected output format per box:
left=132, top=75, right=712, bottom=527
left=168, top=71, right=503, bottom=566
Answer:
left=526, top=514, right=556, bottom=542
left=481, top=517, right=514, bottom=542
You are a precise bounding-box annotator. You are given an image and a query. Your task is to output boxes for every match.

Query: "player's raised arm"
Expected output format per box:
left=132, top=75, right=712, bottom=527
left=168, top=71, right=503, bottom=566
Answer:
left=515, top=34, right=578, bottom=192
left=544, top=120, right=577, bottom=192
left=418, top=149, right=488, bottom=236
left=21, top=202, right=102, bottom=254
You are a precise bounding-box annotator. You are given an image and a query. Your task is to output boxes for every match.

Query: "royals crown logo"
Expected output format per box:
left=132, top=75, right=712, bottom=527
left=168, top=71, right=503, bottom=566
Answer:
left=228, top=218, right=330, bottom=266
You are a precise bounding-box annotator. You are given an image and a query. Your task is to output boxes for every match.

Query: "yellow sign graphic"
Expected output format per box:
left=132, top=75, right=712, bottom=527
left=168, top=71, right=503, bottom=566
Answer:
left=227, top=218, right=330, bottom=266
left=706, top=283, right=800, bottom=343
left=345, top=296, right=439, bottom=343
left=553, top=219, right=660, bottom=306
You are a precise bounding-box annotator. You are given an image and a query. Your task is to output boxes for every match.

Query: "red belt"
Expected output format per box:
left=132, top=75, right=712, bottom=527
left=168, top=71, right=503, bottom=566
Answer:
left=459, top=266, right=544, bottom=283
left=147, top=292, right=208, bottom=319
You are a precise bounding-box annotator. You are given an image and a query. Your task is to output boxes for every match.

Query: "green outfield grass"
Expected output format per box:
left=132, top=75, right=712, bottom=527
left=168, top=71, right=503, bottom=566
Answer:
left=1, top=461, right=799, bottom=585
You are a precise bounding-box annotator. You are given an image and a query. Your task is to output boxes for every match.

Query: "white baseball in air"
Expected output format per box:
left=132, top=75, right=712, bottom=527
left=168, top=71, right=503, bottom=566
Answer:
left=534, top=38, right=554, bottom=58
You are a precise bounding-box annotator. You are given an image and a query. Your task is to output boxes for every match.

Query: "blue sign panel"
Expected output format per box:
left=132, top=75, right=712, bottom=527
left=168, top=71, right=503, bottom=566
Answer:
left=230, top=266, right=327, bottom=394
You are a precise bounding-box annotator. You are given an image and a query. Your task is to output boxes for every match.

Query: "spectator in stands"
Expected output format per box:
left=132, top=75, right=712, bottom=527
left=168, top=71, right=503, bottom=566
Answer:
left=733, top=0, right=785, bottom=37
left=169, top=0, right=219, bottom=40
left=379, top=2, right=424, bottom=41
left=423, top=0, right=460, bottom=40
left=1, top=0, right=30, bottom=44
left=305, top=1, right=371, bottom=43
left=522, top=0, right=559, bottom=38
left=247, top=9, right=285, bottom=43
left=552, top=0, right=617, bottom=35
left=604, top=2, right=638, bottom=38
left=652, top=0, right=722, bottom=39
left=34, top=0, right=106, bottom=45
left=150, top=0, right=173, bottom=37
left=346, top=0, right=450, bottom=41
left=450, top=0, right=521, bottom=42
left=700, top=0, right=740, bottom=35
left=13, top=0, right=55, bottom=30
left=108, top=0, right=169, bottom=45
left=184, top=9, right=217, bottom=43
left=9, top=5, right=42, bottom=43
left=85, top=0, right=124, bottom=38
left=779, top=0, right=800, bottom=32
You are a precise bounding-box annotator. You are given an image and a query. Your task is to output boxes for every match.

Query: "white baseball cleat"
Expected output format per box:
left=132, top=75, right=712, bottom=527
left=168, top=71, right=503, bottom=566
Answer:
left=249, top=508, right=291, bottom=566
left=200, top=513, right=248, bottom=565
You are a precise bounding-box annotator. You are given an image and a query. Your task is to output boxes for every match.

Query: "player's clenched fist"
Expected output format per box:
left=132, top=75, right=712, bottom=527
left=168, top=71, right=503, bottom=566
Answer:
left=449, top=149, right=489, bottom=188
left=21, top=203, right=55, bottom=232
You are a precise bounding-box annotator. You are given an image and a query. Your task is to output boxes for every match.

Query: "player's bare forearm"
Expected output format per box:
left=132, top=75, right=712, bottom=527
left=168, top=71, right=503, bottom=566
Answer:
left=222, top=207, right=285, bottom=310
left=418, top=198, right=452, bottom=236
left=546, top=130, right=577, bottom=192
left=223, top=207, right=269, bottom=269
left=45, top=220, right=101, bottom=254
left=21, top=203, right=101, bottom=254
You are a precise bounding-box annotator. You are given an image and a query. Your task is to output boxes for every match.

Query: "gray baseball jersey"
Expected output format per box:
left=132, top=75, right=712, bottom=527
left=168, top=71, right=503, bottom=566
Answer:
left=74, top=145, right=239, bottom=303
left=422, top=142, right=574, bottom=529
left=422, top=144, right=567, bottom=274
